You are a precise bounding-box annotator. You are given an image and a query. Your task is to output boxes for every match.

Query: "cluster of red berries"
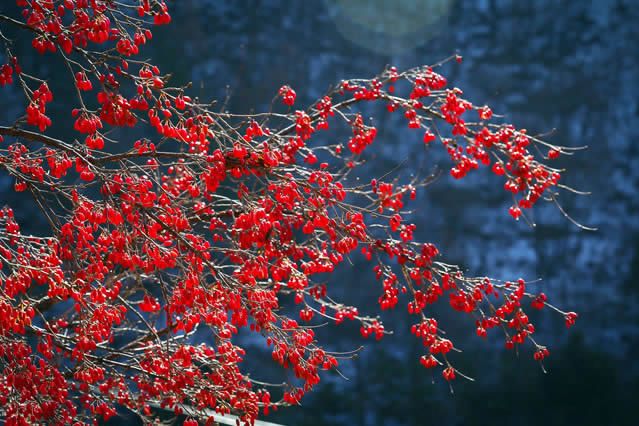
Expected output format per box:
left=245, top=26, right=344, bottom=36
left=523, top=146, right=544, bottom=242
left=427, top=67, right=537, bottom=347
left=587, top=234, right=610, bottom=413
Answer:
left=26, top=82, right=52, bottom=131
left=72, top=111, right=102, bottom=134
left=279, top=85, right=296, bottom=106
left=0, top=64, right=14, bottom=87
left=74, top=71, right=92, bottom=91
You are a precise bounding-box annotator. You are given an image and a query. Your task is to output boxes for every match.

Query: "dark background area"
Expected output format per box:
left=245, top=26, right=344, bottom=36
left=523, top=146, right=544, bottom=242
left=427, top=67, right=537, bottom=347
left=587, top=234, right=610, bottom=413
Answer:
left=1, top=1, right=638, bottom=425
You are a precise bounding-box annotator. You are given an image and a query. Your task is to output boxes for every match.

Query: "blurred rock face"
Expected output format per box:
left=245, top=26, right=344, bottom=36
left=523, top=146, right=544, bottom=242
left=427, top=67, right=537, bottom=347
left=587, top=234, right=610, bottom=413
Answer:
left=157, top=0, right=638, bottom=352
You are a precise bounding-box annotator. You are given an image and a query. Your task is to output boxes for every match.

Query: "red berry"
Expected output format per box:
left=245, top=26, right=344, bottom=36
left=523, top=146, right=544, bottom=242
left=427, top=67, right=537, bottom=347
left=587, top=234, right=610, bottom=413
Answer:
left=442, top=367, right=456, bottom=381
left=509, top=206, right=522, bottom=220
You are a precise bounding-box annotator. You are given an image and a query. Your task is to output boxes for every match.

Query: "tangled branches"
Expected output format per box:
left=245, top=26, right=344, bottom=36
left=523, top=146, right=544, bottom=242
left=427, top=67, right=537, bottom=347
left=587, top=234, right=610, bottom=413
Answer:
left=0, top=1, right=583, bottom=425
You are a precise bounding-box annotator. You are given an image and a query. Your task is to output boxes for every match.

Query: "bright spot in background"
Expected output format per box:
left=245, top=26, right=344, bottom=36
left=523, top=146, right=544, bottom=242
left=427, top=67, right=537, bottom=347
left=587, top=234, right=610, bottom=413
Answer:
left=325, top=0, right=453, bottom=55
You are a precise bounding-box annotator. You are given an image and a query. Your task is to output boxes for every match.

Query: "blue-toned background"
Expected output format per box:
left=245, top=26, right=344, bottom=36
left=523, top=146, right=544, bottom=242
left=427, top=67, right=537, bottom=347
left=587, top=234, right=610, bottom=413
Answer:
left=2, top=1, right=638, bottom=425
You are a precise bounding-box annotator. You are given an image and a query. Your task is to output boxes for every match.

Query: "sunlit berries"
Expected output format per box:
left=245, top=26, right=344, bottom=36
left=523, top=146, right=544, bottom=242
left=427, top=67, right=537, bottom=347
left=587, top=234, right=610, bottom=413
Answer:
left=279, top=85, right=296, bottom=106
left=442, top=367, right=456, bottom=381
left=509, top=206, right=522, bottom=220
left=423, top=130, right=436, bottom=144
left=565, top=311, right=578, bottom=328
